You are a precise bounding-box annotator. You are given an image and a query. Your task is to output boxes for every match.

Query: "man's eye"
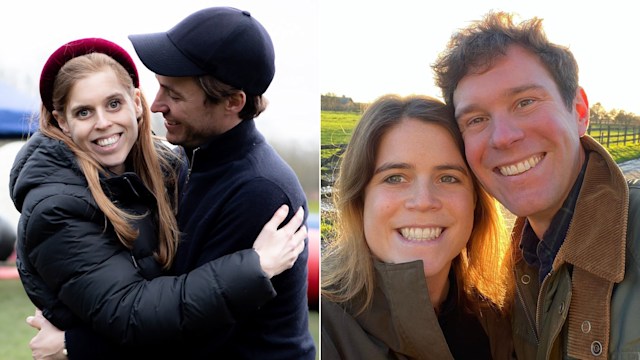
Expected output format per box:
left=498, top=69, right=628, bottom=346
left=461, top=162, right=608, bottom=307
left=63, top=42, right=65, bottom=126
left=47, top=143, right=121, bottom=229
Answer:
left=518, top=99, right=534, bottom=108
left=439, top=175, right=459, bottom=184
left=468, top=116, right=486, bottom=126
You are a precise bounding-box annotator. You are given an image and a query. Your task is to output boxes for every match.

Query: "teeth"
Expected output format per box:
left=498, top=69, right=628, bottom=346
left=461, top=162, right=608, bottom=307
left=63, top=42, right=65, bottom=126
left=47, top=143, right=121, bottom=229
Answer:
left=400, top=227, right=443, bottom=241
left=96, top=134, right=119, bottom=147
left=499, top=155, right=543, bottom=176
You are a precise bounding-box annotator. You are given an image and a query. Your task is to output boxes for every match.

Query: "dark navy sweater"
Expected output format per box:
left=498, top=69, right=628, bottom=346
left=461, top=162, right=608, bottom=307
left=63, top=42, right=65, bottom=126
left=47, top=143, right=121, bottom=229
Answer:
left=172, top=119, right=315, bottom=359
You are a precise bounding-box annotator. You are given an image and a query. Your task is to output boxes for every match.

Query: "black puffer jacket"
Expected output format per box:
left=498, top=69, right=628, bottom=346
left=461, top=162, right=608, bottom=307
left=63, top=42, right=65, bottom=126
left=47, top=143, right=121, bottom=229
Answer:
left=9, top=132, right=276, bottom=346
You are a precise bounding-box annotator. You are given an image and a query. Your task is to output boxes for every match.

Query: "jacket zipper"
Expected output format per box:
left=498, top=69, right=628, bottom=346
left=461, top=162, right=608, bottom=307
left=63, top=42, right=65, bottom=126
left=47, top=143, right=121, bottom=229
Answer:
left=515, top=269, right=540, bottom=344
left=130, top=251, right=139, bottom=269
left=122, top=176, right=141, bottom=198
left=536, top=270, right=553, bottom=337
left=183, top=147, right=199, bottom=193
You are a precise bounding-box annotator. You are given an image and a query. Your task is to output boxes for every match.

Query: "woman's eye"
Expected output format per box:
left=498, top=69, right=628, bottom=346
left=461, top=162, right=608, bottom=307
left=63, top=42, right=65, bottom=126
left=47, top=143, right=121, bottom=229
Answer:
left=109, top=99, right=121, bottom=109
left=76, top=109, right=90, bottom=118
left=384, top=175, right=404, bottom=184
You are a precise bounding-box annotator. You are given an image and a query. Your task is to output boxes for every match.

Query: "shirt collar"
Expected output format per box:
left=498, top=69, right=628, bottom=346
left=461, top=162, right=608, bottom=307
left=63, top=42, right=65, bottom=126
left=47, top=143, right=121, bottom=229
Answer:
left=520, top=153, right=589, bottom=282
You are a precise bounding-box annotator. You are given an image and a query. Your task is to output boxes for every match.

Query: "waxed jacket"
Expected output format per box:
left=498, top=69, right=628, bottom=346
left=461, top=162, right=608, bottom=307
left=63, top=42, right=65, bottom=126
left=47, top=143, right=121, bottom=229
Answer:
left=511, top=136, right=640, bottom=359
left=321, top=260, right=514, bottom=360
left=9, top=132, right=276, bottom=347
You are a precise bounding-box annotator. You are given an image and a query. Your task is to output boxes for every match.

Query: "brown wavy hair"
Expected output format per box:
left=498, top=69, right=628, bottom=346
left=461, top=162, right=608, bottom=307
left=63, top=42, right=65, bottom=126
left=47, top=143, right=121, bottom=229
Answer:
left=198, top=75, right=268, bottom=120
left=432, top=11, right=579, bottom=112
left=321, top=94, right=513, bottom=315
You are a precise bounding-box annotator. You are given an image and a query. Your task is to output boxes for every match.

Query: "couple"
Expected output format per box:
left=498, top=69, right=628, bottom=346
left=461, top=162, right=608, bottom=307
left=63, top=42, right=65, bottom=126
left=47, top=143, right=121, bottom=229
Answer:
left=322, top=11, right=640, bottom=359
left=11, top=7, right=315, bottom=360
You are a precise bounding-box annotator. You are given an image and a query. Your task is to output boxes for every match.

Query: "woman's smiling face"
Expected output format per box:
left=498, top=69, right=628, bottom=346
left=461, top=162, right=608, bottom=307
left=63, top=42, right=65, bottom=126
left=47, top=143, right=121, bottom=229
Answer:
left=363, top=117, right=475, bottom=282
left=55, top=69, right=141, bottom=174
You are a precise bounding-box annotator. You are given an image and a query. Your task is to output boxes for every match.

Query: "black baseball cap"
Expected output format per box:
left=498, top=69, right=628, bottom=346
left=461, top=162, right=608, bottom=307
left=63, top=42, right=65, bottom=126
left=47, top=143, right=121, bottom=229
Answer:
left=128, top=7, right=275, bottom=95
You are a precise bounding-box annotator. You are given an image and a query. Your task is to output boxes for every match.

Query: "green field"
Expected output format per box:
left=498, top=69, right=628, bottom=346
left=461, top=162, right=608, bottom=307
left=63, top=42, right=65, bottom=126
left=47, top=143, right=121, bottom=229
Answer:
left=320, top=111, right=360, bottom=146
left=0, top=278, right=320, bottom=359
left=320, top=110, right=640, bottom=164
left=0, top=279, right=34, bottom=360
left=320, top=110, right=640, bottom=244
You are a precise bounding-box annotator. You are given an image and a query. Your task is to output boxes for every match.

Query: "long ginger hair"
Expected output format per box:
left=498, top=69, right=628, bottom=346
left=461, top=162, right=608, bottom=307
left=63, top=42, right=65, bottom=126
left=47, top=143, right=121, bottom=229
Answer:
left=40, top=52, right=180, bottom=269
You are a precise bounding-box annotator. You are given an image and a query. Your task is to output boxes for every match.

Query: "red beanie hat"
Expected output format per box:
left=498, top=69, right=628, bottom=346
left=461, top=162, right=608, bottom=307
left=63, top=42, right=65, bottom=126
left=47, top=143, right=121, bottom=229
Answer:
left=39, top=37, right=139, bottom=113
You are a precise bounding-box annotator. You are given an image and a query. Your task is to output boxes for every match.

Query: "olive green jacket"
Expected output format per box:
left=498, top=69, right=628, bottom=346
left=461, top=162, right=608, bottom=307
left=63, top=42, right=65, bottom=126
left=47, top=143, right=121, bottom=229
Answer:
left=511, top=136, right=640, bottom=359
left=321, top=260, right=514, bottom=359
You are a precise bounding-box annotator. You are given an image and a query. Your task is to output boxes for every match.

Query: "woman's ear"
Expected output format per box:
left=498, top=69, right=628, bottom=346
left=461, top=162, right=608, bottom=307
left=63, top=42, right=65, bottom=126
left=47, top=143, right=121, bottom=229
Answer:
left=53, top=110, right=70, bottom=136
left=133, top=88, right=143, bottom=119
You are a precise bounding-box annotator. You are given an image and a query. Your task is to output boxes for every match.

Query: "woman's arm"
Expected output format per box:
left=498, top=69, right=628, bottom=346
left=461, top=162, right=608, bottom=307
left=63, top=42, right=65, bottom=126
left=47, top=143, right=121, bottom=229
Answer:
left=24, top=195, right=305, bottom=346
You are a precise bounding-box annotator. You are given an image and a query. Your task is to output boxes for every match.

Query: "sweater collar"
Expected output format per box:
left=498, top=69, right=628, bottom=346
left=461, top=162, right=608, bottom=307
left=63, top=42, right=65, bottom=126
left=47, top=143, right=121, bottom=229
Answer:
left=185, top=119, right=264, bottom=168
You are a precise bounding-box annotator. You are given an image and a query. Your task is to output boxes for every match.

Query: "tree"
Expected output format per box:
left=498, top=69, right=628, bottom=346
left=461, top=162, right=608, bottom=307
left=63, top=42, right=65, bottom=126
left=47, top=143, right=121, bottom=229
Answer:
left=589, top=102, right=609, bottom=124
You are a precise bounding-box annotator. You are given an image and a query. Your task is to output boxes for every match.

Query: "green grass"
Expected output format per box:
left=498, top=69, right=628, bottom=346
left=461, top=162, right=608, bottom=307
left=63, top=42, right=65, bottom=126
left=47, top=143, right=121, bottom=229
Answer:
left=308, top=198, right=320, bottom=214
left=320, top=111, right=640, bottom=244
left=320, top=110, right=640, bottom=164
left=0, top=278, right=320, bottom=359
left=607, top=143, right=640, bottom=163
left=309, top=310, right=319, bottom=359
left=0, top=279, right=35, bottom=360
left=320, top=111, right=360, bottom=146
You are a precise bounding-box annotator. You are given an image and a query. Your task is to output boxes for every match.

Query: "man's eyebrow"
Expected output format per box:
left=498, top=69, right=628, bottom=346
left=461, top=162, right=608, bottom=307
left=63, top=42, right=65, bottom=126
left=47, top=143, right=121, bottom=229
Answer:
left=506, top=84, right=546, bottom=97
left=159, top=83, right=183, bottom=97
left=455, top=83, right=545, bottom=119
left=159, top=83, right=175, bottom=92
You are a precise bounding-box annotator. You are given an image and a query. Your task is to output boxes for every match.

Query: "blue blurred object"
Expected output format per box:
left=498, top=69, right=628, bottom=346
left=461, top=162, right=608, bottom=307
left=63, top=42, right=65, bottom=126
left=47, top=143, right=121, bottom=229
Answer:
left=306, top=212, right=319, bottom=229
left=0, top=109, right=38, bottom=138
left=0, top=81, right=39, bottom=138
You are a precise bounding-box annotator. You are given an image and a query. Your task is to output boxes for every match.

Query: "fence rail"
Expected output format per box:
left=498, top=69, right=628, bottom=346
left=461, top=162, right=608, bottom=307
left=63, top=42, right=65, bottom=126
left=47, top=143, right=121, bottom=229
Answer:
left=321, top=124, right=640, bottom=189
left=586, top=124, right=640, bottom=147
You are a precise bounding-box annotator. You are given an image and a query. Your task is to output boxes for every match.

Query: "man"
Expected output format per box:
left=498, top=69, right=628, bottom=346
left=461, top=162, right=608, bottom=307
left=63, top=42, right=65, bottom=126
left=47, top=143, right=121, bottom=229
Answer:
left=126, top=7, right=314, bottom=359
left=27, top=7, right=314, bottom=360
left=432, top=11, right=640, bottom=359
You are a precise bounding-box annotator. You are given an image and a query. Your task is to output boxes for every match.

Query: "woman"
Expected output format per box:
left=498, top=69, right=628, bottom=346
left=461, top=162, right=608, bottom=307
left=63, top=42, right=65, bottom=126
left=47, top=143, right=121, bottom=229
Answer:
left=321, top=95, right=514, bottom=359
left=10, top=38, right=306, bottom=358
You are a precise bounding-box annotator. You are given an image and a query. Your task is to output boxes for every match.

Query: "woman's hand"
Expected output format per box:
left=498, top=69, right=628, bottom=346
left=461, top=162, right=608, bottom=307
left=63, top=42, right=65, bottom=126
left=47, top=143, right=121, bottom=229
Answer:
left=253, top=205, right=307, bottom=278
left=26, top=309, right=67, bottom=360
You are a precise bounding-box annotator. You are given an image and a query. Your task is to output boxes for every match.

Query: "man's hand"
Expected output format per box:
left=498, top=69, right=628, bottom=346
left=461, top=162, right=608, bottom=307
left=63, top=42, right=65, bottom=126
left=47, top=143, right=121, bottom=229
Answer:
left=26, top=309, right=67, bottom=360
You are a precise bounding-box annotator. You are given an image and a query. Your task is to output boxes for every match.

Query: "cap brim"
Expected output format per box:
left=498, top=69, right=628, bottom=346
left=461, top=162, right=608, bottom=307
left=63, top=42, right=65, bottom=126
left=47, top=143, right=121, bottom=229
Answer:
left=128, top=32, right=206, bottom=77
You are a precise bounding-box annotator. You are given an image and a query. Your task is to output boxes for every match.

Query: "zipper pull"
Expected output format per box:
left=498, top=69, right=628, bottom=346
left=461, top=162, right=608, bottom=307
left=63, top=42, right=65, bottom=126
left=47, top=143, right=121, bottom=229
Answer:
left=130, top=252, right=139, bottom=269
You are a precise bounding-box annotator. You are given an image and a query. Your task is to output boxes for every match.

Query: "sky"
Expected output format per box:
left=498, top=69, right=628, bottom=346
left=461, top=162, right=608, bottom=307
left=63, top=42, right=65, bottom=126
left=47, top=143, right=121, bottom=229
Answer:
left=3, top=1, right=638, bottom=146
left=320, top=1, right=640, bottom=115
left=0, top=0, right=319, bottom=147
